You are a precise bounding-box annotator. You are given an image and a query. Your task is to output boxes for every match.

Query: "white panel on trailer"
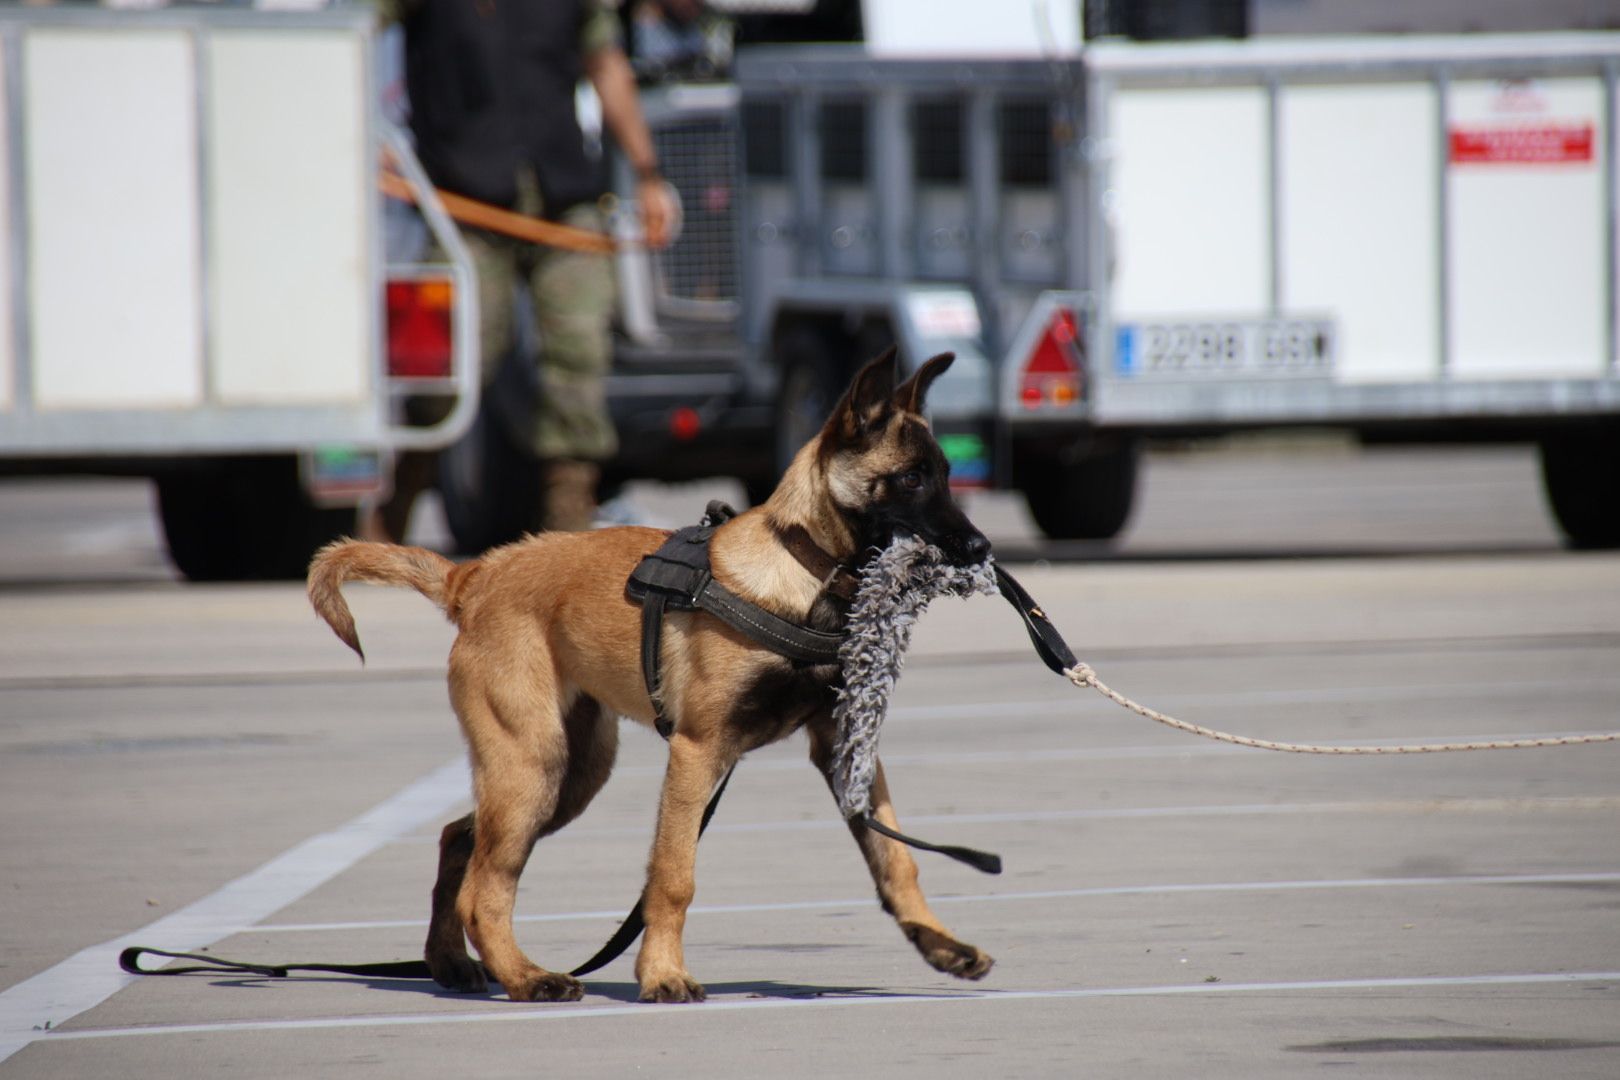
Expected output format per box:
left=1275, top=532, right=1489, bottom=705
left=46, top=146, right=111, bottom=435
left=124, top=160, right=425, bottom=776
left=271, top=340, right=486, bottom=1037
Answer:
left=1280, top=82, right=1440, bottom=383
left=26, top=29, right=204, bottom=410
left=1110, top=86, right=1269, bottom=318
left=207, top=31, right=370, bottom=406
left=1448, top=77, right=1606, bottom=379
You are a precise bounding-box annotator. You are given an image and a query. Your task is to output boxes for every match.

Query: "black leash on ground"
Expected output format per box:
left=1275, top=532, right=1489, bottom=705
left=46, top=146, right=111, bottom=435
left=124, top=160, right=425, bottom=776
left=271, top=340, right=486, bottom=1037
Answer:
left=121, top=552, right=1070, bottom=985
left=120, top=764, right=736, bottom=983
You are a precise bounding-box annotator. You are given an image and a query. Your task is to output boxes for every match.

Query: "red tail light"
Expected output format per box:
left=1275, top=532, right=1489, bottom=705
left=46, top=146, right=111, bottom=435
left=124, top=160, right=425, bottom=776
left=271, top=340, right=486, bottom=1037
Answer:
left=386, top=278, right=454, bottom=379
left=669, top=406, right=702, bottom=441
left=1020, top=307, right=1083, bottom=409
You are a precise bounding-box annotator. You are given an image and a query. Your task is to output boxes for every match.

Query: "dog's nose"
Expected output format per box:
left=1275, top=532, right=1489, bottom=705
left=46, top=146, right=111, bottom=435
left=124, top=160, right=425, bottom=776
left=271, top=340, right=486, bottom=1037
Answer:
left=963, top=533, right=991, bottom=562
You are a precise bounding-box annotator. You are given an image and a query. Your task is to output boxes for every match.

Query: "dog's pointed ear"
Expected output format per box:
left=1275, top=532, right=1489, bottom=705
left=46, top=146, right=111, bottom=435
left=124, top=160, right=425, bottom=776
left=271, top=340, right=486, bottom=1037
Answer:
left=826, top=346, right=899, bottom=444
left=893, top=351, right=955, bottom=415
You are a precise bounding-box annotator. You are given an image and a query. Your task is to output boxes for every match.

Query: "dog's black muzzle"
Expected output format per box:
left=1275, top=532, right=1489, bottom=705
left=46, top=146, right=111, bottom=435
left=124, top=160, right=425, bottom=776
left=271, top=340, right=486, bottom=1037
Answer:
left=893, top=521, right=992, bottom=568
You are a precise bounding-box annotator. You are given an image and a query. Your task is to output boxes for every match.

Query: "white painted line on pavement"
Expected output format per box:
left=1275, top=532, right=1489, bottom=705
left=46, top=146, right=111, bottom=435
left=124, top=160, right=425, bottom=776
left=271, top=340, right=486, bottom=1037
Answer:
left=250, top=870, right=1620, bottom=934
left=35, top=972, right=1620, bottom=1045
left=0, top=758, right=470, bottom=1065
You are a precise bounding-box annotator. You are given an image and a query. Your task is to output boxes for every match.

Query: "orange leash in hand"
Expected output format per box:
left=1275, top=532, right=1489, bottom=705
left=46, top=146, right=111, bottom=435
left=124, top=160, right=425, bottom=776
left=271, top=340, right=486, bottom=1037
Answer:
left=378, top=170, right=616, bottom=254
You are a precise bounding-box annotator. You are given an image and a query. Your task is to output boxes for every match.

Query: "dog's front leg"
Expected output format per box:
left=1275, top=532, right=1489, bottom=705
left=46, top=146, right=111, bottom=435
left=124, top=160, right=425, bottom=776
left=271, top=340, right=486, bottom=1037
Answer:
left=636, top=731, right=735, bottom=1003
left=808, top=724, right=994, bottom=981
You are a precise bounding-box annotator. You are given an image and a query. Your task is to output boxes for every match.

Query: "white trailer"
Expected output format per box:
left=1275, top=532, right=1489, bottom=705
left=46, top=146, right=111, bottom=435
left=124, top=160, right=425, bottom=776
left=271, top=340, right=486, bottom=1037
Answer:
left=1081, top=32, right=1620, bottom=544
left=0, top=3, right=476, bottom=578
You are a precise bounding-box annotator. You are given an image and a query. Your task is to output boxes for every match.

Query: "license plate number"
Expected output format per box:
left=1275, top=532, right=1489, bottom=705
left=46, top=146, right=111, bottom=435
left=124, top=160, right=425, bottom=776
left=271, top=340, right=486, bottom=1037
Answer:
left=1115, top=320, right=1333, bottom=379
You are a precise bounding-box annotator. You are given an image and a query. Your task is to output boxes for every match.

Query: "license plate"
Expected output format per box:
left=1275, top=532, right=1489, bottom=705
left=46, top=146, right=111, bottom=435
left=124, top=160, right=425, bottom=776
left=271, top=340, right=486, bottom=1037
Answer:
left=1114, top=319, right=1333, bottom=379
left=937, top=431, right=991, bottom=490
left=303, top=447, right=387, bottom=507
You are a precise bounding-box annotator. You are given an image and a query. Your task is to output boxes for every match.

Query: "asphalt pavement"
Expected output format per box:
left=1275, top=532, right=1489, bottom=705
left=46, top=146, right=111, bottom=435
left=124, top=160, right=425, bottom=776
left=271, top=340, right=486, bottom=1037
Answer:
left=0, top=443, right=1616, bottom=1078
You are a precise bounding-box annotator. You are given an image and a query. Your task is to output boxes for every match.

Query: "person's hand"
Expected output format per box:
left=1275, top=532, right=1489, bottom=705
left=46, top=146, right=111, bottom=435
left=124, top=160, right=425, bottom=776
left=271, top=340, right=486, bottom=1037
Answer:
left=637, top=177, right=678, bottom=251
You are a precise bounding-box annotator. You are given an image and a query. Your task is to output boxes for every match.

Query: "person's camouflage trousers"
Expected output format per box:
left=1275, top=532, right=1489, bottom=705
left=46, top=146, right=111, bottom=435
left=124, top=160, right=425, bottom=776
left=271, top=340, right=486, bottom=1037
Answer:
left=418, top=202, right=617, bottom=463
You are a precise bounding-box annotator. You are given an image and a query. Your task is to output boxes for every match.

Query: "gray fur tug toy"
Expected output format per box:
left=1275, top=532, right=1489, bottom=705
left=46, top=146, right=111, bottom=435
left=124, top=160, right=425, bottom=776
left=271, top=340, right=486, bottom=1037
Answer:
left=823, top=529, right=1083, bottom=877
left=830, top=534, right=999, bottom=820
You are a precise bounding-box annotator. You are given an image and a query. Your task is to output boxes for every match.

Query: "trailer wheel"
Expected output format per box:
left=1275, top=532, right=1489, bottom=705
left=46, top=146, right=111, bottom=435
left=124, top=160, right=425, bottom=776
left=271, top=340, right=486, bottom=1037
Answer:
left=437, top=351, right=543, bottom=554
left=1539, top=429, right=1620, bottom=549
left=438, top=393, right=542, bottom=555
left=157, top=457, right=352, bottom=581
left=1020, top=440, right=1140, bottom=541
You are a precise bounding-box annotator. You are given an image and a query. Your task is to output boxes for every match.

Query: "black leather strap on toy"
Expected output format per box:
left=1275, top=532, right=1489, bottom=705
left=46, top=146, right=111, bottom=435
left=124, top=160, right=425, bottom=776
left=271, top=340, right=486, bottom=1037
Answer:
left=859, top=813, right=1002, bottom=875
left=995, top=565, right=1078, bottom=674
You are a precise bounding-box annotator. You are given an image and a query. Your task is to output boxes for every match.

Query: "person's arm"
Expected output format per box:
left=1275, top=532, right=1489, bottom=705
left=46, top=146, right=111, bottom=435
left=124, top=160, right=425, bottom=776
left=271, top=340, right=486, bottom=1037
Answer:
left=584, top=44, right=675, bottom=250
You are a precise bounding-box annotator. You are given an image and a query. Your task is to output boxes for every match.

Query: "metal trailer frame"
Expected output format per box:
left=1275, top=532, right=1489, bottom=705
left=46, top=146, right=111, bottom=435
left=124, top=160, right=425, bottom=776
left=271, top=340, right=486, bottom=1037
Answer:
left=734, top=48, right=1090, bottom=352
left=0, top=3, right=477, bottom=459
left=732, top=46, right=1091, bottom=447
left=622, top=81, right=745, bottom=328
left=1084, top=32, right=1620, bottom=430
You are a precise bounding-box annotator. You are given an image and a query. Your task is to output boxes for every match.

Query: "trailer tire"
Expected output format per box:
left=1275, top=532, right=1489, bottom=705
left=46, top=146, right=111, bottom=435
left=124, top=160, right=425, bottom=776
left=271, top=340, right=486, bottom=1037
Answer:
left=770, top=328, right=843, bottom=483
left=1020, top=440, right=1139, bottom=541
left=157, top=457, right=351, bottom=581
left=438, top=393, right=542, bottom=556
left=1539, top=429, right=1620, bottom=549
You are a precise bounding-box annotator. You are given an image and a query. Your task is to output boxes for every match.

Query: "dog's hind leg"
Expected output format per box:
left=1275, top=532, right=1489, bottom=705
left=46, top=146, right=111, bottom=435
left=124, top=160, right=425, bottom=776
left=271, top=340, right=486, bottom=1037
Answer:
left=424, top=813, right=487, bottom=992
left=450, top=669, right=595, bottom=1003
left=537, top=694, right=620, bottom=839
left=635, top=730, right=738, bottom=1003
left=807, top=722, right=994, bottom=981
left=426, top=695, right=618, bottom=995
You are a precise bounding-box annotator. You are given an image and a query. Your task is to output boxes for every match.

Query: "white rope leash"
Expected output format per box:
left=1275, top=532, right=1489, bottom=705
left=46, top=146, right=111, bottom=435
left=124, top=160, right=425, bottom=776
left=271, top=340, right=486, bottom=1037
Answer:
left=1064, top=663, right=1620, bottom=754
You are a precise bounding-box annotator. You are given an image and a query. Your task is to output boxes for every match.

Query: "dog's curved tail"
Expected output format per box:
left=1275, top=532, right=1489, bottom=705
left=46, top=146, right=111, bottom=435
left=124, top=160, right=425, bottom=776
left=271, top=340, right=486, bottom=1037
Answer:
left=307, top=540, right=457, bottom=661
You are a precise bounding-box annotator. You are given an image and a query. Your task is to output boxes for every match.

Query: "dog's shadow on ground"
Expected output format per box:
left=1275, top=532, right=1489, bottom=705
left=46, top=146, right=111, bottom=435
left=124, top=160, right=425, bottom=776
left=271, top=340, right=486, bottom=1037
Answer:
left=199, top=974, right=919, bottom=1005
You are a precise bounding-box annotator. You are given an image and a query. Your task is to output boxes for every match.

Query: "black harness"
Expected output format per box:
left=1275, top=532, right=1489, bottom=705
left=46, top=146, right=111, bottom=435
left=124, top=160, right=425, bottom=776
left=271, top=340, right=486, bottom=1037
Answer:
left=625, top=501, right=846, bottom=737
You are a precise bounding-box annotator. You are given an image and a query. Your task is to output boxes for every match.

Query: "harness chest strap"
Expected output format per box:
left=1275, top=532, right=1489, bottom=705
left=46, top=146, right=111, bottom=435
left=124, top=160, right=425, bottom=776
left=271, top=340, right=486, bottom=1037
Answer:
left=625, top=502, right=848, bottom=737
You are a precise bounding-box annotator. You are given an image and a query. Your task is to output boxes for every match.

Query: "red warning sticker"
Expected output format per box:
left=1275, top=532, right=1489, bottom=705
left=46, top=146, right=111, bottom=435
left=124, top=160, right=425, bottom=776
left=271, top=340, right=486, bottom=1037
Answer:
left=1448, top=122, right=1595, bottom=165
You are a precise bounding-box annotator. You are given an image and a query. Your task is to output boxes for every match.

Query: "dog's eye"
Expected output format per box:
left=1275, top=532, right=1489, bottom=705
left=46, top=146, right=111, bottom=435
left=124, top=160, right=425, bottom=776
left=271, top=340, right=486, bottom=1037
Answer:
left=898, top=470, right=923, bottom=491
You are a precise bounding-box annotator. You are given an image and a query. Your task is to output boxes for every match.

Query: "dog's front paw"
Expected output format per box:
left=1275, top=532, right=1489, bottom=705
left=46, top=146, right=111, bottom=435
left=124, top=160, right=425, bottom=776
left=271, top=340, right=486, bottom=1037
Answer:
left=902, top=922, right=995, bottom=980
left=426, top=952, right=489, bottom=994
left=506, top=969, right=584, bottom=1003
left=638, top=970, right=707, bottom=1004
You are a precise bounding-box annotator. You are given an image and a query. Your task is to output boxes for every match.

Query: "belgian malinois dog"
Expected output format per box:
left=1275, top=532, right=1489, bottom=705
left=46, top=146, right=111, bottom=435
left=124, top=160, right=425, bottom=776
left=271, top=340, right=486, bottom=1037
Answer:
left=307, top=348, right=993, bottom=1003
